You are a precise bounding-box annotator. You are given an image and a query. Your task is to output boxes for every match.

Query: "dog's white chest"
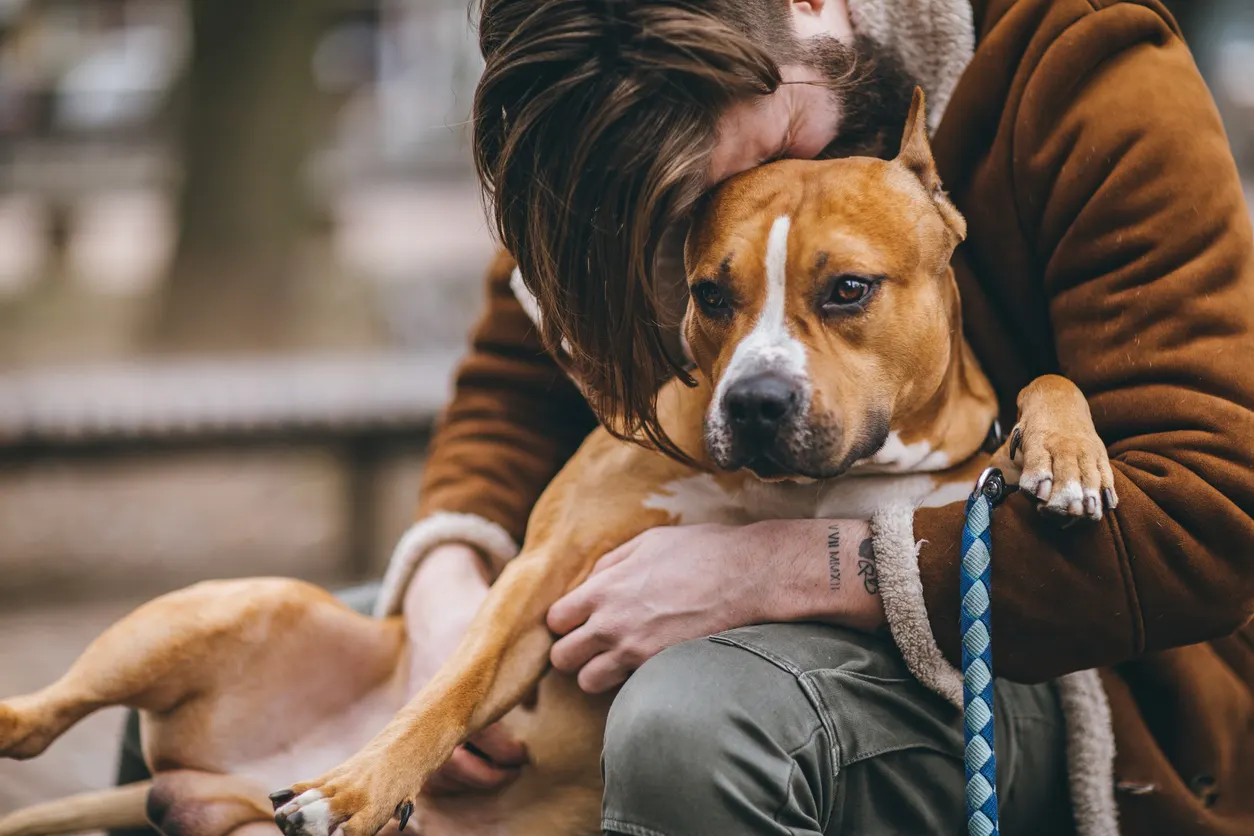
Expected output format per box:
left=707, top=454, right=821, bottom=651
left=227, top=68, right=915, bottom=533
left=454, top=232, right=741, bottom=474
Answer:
left=642, top=471, right=970, bottom=525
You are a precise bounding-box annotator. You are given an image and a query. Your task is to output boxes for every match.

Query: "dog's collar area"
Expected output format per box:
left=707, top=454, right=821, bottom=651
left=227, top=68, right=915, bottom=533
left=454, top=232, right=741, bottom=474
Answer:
left=980, top=419, right=1004, bottom=454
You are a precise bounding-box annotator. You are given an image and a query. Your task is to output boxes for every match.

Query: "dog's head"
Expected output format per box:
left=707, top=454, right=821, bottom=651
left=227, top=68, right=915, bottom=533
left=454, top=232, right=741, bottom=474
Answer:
left=684, top=88, right=980, bottom=481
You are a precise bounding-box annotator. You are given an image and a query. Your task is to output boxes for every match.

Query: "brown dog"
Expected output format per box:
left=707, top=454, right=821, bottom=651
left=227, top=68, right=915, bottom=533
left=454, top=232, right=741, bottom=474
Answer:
left=0, top=90, right=1115, bottom=836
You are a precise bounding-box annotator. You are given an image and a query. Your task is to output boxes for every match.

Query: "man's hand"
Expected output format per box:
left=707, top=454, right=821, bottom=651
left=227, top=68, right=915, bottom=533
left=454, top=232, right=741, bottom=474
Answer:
left=546, top=519, right=883, bottom=694
left=403, top=542, right=528, bottom=795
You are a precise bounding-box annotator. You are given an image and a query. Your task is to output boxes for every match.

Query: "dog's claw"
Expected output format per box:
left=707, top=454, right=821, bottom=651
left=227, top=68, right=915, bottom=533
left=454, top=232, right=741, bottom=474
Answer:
left=397, top=800, right=414, bottom=831
left=1083, top=495, right=1098, bottom=517
left=270, top=790, right=296, bottom=811
left=1008, top=426, right=1022, bottom=462
left=1102, top=488, right=1117, bottom=510
left=1034, top=478, right=1052, bottom=500
left=279, top=811, right=304, bottom=836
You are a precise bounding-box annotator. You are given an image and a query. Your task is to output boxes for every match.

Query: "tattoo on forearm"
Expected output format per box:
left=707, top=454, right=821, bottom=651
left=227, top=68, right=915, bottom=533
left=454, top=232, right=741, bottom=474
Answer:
left=856, top=538, right=879, bottom=595
left=827, top=525, right=841, bottom=590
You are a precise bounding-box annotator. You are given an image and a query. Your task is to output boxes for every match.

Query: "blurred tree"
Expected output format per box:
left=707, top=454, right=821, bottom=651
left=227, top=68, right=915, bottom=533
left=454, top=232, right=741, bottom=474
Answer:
left=148, top=0, right=328, bottom=352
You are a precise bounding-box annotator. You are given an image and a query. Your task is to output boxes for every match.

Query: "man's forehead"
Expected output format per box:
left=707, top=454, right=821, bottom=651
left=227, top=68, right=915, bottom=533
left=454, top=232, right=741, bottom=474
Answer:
left=707, top=96, right=788, bottom=188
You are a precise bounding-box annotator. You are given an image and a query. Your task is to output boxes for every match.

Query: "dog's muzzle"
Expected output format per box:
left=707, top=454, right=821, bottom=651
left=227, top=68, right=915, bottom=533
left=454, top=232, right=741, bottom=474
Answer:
left=715, top=372, right=809, bottom=477
left=725, top=372, right=798, bottom=442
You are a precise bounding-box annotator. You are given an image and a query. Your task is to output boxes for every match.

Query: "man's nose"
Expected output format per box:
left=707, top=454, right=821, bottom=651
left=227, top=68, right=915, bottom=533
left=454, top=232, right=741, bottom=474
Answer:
left=724, top=373, right=800, bottom=441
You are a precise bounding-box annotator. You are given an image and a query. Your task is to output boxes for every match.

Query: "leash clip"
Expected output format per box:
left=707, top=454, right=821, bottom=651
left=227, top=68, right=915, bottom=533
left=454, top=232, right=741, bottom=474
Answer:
left=973, top=466, right=1009, bottom=507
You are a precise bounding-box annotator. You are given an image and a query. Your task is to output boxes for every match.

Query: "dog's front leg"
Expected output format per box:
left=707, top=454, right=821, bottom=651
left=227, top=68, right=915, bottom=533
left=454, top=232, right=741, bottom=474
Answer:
left=273, top=430, right=684, bottom=836
left=991, top=374, right=1119, bottom=520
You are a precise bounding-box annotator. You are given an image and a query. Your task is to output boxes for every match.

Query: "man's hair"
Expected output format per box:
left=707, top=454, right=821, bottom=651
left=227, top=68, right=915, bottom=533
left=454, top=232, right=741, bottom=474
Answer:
left=472, top=0, right=799, bottom=457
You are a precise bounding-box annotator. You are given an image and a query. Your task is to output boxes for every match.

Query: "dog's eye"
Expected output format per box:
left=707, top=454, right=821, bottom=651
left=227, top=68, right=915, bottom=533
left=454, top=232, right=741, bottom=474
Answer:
left=825, top=276, right=873, bottom=308
left=693, top=281, right=731, bottom=315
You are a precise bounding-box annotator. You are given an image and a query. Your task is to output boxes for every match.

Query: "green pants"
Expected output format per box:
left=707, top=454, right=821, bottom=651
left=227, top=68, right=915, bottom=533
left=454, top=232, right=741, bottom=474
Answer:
left=116, top=590, right=1071, bottom=835
left=601, top=622, right=1072, bottom=835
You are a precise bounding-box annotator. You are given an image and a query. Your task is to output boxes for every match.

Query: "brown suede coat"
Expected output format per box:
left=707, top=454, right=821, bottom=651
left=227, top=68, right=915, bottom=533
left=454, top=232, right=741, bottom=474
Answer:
left=416, top=1, right=1254, bottom=832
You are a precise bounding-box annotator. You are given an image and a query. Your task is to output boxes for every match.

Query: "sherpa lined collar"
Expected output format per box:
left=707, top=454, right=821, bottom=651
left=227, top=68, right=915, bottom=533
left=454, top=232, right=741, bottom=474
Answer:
left=846, top=0, right=976, bottom=132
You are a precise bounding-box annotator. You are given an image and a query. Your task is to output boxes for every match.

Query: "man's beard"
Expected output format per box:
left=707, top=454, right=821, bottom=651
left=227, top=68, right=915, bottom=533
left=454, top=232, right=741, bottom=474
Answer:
left=807, top=35, right=920, bottom=161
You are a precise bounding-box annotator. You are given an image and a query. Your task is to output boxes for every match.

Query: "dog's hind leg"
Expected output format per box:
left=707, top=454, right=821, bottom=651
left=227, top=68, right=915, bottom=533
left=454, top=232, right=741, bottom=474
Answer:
left=0, top=579, right=284, bottom=759
left=1, top=578, right=400, bottom=763
left=0, top=783, right=151, bottom=836
left=147, top=771, right=280, bottom=836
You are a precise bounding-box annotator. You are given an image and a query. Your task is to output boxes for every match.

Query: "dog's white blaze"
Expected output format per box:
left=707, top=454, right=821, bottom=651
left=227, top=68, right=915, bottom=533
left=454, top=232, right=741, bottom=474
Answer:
left=722, top=216, right=808, bottom=384
left=855, top=431, right=951, bottom=473
left=757, top=213, right=793, bottom=348
left=708, top=216, right=810, bottom=443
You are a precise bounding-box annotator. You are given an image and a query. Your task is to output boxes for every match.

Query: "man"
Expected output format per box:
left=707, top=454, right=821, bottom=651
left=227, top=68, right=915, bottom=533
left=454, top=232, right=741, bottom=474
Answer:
left=116, top=0, right=1254, bottom=833
left=375, top=0, right=1254, bottom=833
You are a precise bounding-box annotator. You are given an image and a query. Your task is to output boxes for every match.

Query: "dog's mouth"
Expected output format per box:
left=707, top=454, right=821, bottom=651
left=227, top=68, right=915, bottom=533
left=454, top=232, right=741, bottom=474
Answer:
left=713, top=428, right=851, bottom=483
left=710, top=411, right=891, bottom=484
left=742, top=452, right=837, bottom=483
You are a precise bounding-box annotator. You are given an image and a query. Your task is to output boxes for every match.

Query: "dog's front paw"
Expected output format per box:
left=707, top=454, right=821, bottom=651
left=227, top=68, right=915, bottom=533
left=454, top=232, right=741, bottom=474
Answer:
left=1010, top=418, right=1117, bottom=523
left=272, top=766, right=417, bottom=836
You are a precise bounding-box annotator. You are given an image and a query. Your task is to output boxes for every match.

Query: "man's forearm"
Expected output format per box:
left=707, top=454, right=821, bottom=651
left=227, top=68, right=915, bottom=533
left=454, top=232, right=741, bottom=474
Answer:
left=747, top=518, right=886, bottom=633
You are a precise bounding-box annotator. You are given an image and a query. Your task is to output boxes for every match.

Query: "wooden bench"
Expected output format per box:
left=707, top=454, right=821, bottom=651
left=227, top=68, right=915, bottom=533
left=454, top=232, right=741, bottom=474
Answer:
left=0, top=350, right=460, bottom=579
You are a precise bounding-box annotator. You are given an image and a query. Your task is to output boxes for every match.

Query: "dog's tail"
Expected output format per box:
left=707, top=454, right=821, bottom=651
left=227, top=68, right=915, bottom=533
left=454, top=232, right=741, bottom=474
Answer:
left=0, top=782, right=151, bottom=836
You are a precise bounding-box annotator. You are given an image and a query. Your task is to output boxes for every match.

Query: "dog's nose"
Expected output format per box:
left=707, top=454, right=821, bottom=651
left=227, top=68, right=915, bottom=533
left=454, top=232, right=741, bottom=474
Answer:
left=725, top=374, right=799, bottom=439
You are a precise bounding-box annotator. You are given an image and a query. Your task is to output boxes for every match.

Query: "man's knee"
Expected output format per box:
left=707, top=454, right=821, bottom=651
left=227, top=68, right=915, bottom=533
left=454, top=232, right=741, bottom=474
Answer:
left=602, top=627, right=852, bottom=835
left=605, top=631, right=825, bottom=772
left=599, top=624, right=1010, bottom=835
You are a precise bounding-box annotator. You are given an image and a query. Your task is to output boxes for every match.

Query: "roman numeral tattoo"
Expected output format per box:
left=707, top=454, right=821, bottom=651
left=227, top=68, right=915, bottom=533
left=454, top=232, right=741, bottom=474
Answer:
left=827, top=524, right=841, bottom=590
left=857, top=538, right=879, bottom=595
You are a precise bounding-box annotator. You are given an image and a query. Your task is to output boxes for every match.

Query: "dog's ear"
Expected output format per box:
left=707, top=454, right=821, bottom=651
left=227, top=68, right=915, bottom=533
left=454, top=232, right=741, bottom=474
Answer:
left=897, top=87, right=938, bottom=191
left=896, top=86, right=966, bottom=242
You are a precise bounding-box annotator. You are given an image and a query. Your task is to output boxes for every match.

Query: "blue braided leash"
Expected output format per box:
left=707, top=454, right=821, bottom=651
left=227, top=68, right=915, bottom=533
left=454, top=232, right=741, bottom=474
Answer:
left=962, top=467, right=1008, bottom=836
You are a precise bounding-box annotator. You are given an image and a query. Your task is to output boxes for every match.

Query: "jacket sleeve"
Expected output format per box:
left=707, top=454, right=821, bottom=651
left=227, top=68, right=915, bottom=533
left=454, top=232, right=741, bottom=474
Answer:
left=911, top=6, right=1254, bottom=681
left=375, top=250, right=598, bottom=616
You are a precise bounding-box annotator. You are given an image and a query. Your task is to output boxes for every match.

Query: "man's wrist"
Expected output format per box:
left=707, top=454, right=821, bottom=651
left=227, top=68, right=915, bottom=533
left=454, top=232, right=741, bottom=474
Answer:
left=757, top=518, right=883, bottom=630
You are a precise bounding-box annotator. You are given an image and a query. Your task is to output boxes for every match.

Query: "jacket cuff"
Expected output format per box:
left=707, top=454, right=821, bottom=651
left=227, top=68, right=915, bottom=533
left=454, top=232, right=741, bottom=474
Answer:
left=871, top=505, right=964, bottom=708
left=373, top=512, right=520, bottom=618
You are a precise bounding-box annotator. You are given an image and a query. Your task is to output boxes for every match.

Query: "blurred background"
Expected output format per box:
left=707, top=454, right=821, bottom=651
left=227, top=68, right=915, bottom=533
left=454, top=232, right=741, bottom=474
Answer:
left=0, top=0, right=1251, bottom=813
